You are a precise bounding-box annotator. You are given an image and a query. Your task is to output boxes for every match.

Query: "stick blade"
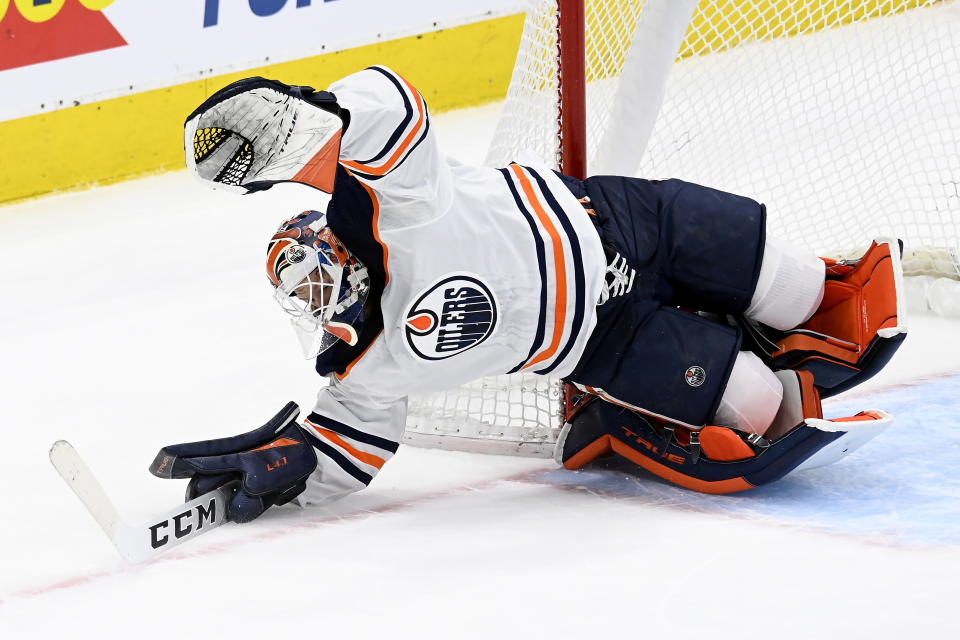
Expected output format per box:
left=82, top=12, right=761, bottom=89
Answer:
left=49, top=440, right=123, bottom=539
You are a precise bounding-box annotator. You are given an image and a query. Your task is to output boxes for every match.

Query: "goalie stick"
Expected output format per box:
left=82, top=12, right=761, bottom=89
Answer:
left=49, top=440, right=233, bottom=564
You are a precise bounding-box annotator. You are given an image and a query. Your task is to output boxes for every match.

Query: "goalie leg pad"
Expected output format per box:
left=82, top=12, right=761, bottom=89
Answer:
left=557, top=371, right=889, bottom=494
left=765, top=239, right=908, bottom=397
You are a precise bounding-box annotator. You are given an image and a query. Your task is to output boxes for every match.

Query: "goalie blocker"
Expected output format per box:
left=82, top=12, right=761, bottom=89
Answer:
left=558, top=239, right=906, bottom=492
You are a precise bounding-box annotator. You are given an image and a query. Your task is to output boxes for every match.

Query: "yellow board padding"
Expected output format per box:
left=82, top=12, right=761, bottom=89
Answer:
left=0, top=13, right=525, bottom=205
left=0, top=1, right=935, bottom=205
left=679, top=0, right=929, bottom=58
left=584, top=0, right=929, bottom=82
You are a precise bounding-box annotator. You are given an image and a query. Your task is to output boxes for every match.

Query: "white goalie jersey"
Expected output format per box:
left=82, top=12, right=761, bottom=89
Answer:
left=299, top=66, right=606, bottom=504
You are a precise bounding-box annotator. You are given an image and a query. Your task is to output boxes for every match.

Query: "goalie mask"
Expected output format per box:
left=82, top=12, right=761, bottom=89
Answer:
left=186, top=77, right=344, bottom=194
left=267, top=210, right=370, bottom=359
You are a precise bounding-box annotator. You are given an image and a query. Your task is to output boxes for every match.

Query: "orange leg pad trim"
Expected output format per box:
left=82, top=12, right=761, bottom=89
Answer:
left=562, top=435, right=614, bottom=470
left=832, top=411, right=885, bottom=423
left=562, top=435, right=755, bottom=494
left=699, top=426, right=756, bottom=461
left=609, top=439, right=755, bottom=494
left=796, top=370, right=824, bottom=419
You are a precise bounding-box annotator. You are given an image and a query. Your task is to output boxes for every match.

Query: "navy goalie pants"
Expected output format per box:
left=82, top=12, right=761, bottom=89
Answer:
left=558, top=174, right=767, bottom=427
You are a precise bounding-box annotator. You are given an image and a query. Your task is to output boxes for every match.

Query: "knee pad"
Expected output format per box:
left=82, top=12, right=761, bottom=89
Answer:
left=713, top=351, right=783, bottom=436
left=747, top=237, right=825, bottom=330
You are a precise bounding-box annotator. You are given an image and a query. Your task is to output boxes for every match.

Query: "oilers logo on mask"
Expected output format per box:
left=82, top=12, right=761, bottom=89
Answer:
left=404, top=274, right=497, bottom=360
left=286, top=245, right=307, bottom=264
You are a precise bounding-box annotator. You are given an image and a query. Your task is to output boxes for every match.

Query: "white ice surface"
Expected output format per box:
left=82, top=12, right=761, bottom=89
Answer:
left=1, top=101, right=959, bottom=638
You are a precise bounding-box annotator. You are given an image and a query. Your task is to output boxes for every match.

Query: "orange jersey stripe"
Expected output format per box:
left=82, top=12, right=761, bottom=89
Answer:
left=307, top=422, right=387, bottom=469
left=341, top=72, right=427, bottom=177
left=509, top=164, right=568, bottom=370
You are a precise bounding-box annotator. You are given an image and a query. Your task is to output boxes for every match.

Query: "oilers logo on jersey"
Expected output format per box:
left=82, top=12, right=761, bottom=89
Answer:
left=404, top=274, right=498, bottom=360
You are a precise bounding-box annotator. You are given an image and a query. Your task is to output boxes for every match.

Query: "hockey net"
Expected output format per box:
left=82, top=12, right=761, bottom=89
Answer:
left=404, top=0, right=960, bottom=455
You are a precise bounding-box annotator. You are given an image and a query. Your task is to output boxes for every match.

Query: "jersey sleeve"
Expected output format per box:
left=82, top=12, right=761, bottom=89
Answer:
left=296, top=378, right=406, bottom=505
left=330, top=65, right=451, bottom=223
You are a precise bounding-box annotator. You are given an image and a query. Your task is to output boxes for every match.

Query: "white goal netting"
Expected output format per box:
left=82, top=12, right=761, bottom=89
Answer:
left=644, top=0, right=960, bottom=280
left=406, top=0, right=960, bottom=454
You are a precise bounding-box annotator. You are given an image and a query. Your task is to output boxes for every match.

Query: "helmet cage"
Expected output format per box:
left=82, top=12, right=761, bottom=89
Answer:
left=267, top=212, right=369, bottom=358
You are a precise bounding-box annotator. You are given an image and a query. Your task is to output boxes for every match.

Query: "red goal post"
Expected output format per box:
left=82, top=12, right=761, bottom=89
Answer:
left=558, top=0, right=587, bottom=180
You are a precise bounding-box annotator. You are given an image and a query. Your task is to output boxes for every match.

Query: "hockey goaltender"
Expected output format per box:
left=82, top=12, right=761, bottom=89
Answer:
left=149, top=66, right=907, bottom=522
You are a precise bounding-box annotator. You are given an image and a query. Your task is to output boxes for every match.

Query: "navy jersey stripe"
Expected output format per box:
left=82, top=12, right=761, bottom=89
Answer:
left=527, top=168, right=587, bottom=375
left=500, top=168, right=549, bottom=373
left=320, top=167, right=386, bottom=376
left=355, top=66, right=414, bottom=165
left=303, top=430, right=374, bottom=485
left=346, top=114, right=431, bottom=182
left=306, top=412, right=400, bottom=453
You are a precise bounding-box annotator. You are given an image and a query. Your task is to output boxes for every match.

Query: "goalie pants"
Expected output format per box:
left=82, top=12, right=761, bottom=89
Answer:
left=558, top=175, right=766, bottom=428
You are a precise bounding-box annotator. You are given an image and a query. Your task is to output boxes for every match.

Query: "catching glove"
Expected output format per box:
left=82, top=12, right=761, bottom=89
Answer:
left=185, top=77, right=345, bottom=194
